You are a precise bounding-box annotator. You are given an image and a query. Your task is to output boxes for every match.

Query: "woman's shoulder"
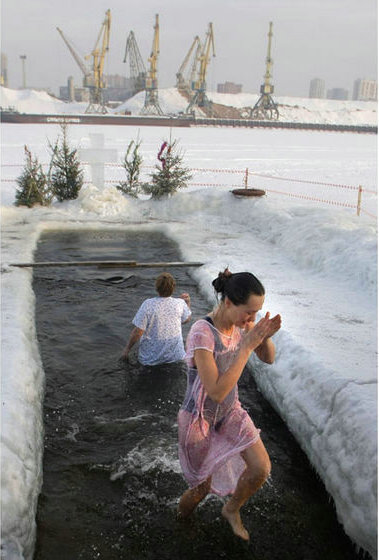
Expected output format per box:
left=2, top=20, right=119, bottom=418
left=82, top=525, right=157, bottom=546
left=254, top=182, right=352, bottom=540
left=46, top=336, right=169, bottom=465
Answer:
left=187, top=318, right=215, bottom=348
left=189, top=318, right=214, bottom=334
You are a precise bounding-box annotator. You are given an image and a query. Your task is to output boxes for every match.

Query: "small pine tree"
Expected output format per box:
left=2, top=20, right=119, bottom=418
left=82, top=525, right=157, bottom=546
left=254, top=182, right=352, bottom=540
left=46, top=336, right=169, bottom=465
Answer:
left=15, top=146, right=51, bottom=207
left=117, top=138, right=143, bottom=198
left=142, top=139, right=192, bottom=199
left=50, top=123, right=83, bottom=202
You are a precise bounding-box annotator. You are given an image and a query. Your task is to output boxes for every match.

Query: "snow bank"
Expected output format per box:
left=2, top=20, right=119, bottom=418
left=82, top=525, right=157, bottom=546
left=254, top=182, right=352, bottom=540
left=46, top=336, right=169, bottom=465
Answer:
left=1, top=210, right=47, bottom=560
left=0, top=86, right=87, bottom=115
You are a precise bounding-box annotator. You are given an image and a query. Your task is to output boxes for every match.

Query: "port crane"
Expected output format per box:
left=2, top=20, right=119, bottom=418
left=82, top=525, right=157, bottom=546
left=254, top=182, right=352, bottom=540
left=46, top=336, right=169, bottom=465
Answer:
left=186, top=23, right=215, bottom=115
left=141, top=14, right=163, bottom=115
left=176, top=35, right=201, bottom=93
left=56, top=27, right=92, bottom=87
left=242, top=21, right=279, bottom=120
left=123, top=31, right=146, bottom=95
left=57, top=9, right=111, bottom=114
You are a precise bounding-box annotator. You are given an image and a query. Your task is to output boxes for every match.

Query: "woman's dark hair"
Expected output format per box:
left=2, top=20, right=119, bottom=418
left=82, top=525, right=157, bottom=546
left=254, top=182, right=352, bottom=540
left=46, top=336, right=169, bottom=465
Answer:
left=212, top=268, right=265, bottom=305
left=155, top=272, right=176, bottom=297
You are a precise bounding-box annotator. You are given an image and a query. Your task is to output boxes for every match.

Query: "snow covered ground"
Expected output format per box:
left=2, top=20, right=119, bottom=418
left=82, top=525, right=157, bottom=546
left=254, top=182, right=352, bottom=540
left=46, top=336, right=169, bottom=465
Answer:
left=1, top=85, right=377, bottom=125
left=0, top=91, right=377, bottom=559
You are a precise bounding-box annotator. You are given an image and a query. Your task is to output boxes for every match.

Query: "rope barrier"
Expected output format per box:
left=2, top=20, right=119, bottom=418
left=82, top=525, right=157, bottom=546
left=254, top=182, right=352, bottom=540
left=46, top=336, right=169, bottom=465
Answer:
left=360, top=208, right=378, bottom=219
left=187, top=182, right=242, bottom=188
left=249, top=171, right=359, bottom=190
left=1, top=163, right=29, bottom=167
left=361, top=188, right=377, bottom=195
left=183, top=167, right=244, bottom=174
left=2, top=161, right=376, bottom=218
left=2, top=161, right=376, bottom=190
left=264, top=188, right=357, bottom=208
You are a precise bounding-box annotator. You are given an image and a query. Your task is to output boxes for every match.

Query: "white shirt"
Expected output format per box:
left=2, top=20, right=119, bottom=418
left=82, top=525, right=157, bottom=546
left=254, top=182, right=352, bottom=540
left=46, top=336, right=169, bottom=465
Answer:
left=132, top=296, right=191, bottom=366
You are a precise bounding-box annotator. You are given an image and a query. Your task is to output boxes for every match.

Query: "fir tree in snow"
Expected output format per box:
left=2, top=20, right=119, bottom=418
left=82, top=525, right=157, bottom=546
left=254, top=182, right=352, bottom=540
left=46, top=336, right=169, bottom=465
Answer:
left=15, top=145, right=51, bottom=207
left=117, top=138, right=143, bottom=198
left=143, top=139, right=192, bottom=199
left=49, top=123, right=83, bottom=202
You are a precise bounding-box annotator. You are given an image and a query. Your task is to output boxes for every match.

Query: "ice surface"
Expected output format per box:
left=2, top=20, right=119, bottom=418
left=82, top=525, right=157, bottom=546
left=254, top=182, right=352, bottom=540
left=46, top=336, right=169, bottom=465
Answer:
left=0, top=89, right=377, bottom=559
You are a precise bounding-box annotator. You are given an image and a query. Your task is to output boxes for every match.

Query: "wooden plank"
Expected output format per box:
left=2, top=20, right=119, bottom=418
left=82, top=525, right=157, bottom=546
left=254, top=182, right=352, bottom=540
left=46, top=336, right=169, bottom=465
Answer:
left=9, top=261, right=203, bottom=269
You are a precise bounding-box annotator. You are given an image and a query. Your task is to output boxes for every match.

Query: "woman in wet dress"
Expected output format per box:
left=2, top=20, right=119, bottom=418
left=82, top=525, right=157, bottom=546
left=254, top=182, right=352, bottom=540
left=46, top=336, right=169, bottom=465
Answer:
left=177, top=268, right=281, bottom=541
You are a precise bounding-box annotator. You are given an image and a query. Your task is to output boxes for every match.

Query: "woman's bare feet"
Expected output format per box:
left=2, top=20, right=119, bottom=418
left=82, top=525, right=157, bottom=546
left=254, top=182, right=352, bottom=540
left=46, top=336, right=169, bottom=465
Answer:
left=221, top=503, right=250, bottom=541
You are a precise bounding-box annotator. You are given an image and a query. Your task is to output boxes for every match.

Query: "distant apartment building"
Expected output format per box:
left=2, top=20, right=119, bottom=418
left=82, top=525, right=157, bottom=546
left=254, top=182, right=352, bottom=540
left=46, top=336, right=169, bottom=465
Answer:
left=309, top=78, right=325, bottom=99
left=1, top=53, right=8, bottom=87
left=217, top=81, right=242, bottom=94
left=327, top=88, right=349, bottom=100
left=352, top=79, right=377, bottom=101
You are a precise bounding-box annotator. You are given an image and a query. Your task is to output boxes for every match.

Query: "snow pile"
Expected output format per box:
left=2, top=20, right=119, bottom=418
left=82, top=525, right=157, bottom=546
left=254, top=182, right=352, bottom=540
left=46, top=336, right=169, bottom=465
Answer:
left=208, top=91, right=377, bottom=125
left=114, top=87, right=189, bottom=116
left=1, top=122, right=377, bottom=559
left=0, top=86, right=87, bottom=114
left=1, top=85, right=377, bottom=125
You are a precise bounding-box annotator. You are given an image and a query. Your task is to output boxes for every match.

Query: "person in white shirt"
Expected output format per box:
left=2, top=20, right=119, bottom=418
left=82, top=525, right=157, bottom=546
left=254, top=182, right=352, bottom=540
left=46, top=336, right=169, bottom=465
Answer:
left=122, top=272, right=192, bottom=365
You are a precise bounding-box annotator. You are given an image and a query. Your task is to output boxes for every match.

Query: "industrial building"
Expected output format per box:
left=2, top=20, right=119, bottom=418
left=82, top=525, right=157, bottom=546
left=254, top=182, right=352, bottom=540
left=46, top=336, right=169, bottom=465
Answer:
left=59, top=77, right=89, bottom=102
left=217, top=81, right=242, bottom=94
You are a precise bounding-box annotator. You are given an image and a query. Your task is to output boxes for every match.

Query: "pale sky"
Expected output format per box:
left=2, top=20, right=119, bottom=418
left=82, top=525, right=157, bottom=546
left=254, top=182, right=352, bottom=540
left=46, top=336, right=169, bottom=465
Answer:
left=1, top=0, right=377, bottom=98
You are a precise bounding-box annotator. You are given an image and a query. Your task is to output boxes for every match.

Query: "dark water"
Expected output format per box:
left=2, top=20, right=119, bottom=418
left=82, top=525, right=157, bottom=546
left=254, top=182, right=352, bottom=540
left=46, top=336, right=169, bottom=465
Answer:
left=33, top=230, right=366, bottom=560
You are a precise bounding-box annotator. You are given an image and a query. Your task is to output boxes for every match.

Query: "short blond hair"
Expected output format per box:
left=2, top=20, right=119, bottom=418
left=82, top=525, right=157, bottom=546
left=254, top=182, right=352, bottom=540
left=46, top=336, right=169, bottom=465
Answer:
left=155, top=272, right=176, bottom=297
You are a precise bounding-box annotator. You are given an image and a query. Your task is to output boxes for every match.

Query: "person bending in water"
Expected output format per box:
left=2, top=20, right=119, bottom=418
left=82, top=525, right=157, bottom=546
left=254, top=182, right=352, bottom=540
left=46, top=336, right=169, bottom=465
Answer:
left=177, top=268, right=281, bottom=541
left=122, top=272, right=191, bottom=366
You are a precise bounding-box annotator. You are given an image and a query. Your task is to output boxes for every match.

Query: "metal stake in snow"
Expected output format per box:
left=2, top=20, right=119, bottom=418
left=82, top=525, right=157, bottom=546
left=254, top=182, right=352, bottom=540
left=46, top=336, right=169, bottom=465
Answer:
left=79, top=133, right=118, bottom=188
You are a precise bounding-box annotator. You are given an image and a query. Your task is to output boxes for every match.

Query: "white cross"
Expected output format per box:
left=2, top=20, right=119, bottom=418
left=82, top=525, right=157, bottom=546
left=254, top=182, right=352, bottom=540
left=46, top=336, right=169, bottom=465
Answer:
left=79, top=133, right=118, bottom=188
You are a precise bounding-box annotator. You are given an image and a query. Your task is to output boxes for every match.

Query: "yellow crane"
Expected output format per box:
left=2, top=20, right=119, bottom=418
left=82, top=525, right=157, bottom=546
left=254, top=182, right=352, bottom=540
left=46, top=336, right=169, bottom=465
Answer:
left=141, top=13, right=163, bottom=115
left=85, top=9, right=111, bottom=113
left=56, top=27, right=92, bottom=87
left=57, top=9, right=111, bottom=114
left=176, top=35, right=201, bottom=93
left=242, top=21, right=279, bottom=120
left=186, top=23, right=215, bottom=115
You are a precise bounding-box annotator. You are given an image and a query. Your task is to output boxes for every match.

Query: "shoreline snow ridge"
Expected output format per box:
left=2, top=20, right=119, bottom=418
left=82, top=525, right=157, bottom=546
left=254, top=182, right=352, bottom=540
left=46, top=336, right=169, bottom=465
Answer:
left=0, top=85, right=377, bottom=126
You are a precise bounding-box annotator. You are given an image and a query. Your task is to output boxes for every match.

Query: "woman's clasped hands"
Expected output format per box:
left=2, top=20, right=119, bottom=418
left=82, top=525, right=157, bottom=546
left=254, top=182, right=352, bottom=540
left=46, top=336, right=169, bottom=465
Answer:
left=243, top=312, right=282, bottom=351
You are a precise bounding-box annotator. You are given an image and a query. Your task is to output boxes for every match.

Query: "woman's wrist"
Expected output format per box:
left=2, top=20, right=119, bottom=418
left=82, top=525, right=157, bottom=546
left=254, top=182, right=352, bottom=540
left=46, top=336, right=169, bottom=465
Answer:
left=239, top=340, right=254, bottom=359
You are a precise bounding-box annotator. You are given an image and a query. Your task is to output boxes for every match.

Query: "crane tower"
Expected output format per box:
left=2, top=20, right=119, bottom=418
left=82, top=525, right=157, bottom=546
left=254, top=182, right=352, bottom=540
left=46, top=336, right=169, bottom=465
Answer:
left=141, top=14, right=163, bottom=115
left=185, top=23, right=215, bottom=115
left=176, top=35, right=201, bottom=94
left=246, top=21, right=279, bottom=120
left=85, top=9, right=111, bottom=113
left=57, top=9, right=111, bottom=114
left=123, top=31, right=146, bottom=95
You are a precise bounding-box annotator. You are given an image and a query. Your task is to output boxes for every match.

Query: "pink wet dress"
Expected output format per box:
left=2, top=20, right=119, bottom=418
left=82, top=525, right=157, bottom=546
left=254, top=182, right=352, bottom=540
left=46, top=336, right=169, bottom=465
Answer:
left=178, top=317, right=261, bottom=496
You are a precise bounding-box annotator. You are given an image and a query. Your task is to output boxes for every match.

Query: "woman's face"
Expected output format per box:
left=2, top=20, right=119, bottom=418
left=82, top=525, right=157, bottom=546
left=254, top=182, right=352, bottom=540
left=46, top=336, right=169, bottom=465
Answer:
left=226, top=293, right=265, bottom=328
